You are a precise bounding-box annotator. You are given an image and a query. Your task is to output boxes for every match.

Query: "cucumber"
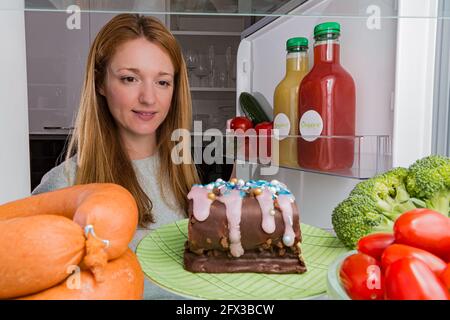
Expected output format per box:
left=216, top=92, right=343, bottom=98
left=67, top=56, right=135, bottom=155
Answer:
left=239, top=92, right=271, bottom=124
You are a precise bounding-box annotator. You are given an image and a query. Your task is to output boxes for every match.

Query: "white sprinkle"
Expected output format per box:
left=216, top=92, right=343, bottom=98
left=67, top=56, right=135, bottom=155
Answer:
left=283, top=235, right=293, bottom=246
left=269, top=209, right=276, bottom=216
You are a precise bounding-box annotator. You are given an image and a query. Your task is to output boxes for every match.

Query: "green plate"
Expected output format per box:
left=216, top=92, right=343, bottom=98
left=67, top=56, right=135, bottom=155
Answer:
left=136, top=219, right=349, bottom=300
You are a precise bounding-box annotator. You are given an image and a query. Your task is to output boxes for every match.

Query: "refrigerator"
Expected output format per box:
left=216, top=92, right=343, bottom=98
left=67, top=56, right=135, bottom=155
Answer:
left=233, top=0, right=449, bottom=229
left=1, top=0, right=449, bottom=233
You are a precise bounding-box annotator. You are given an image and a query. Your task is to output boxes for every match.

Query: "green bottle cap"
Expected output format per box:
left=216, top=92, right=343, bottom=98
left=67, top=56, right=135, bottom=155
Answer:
left=286, top=37, right=309, bottom=51
left=314, top=22, right=341, bottom=37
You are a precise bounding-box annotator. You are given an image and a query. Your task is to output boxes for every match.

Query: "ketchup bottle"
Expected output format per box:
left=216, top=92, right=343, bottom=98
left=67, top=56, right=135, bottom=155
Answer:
left=297, top=22, right=356, bottom=171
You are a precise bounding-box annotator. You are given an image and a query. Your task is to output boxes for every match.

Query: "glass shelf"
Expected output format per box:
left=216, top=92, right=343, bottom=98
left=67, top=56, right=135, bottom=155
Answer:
left=187, top=132, right=392, bottom=180
left=171, top=30, right=241, bottom=36
left=19, top=0, right=450, bottom=19
left=190, top=87, right=235, bottom=92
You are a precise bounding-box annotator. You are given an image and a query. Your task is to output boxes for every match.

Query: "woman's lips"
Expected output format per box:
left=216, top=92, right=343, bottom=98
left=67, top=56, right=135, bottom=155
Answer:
left=133, top=110, right=156, bottom=121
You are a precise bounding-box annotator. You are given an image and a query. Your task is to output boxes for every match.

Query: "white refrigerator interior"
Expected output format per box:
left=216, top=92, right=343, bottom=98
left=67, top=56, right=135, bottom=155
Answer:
left=235, top=0, right=438, bottom=228
left=0, top=0, right=441, bottom=220
left=0, top=0, right=30, bottom=204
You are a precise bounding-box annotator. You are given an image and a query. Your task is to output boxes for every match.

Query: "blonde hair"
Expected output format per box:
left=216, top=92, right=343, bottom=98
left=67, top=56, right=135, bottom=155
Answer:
left=66, top=14, right=200, bottom=226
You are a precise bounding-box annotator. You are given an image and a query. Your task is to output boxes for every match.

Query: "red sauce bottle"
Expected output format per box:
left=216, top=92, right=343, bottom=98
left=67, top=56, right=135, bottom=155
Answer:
left=297, top=22, right=356, bottom=171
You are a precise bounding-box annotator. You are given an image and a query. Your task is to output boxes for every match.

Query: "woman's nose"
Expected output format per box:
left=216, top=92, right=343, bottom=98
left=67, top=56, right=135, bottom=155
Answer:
left=138, top=82, right=156, bottom=106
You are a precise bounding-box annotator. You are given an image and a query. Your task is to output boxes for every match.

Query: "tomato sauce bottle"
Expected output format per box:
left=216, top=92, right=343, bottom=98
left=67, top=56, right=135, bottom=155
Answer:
left=297, top=22, right=356, bottom=171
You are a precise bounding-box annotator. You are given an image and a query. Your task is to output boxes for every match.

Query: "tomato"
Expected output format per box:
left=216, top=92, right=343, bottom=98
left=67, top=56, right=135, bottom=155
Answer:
left=339, top=253, right=384, bottom=300
left=394, top=209, right=450, bottom=261
left=441, top=264, right=450, bottom=292
left=381, top=244, right=447, bottom=276
left=255, top=122, right=273, bottom=159
left=230, top=117, right=253, bottom=132
left=385, top=257, right=450, bottom=300
left=357, top=233, right=395, bottom=261
left=230, top=117, right=253, bottom=160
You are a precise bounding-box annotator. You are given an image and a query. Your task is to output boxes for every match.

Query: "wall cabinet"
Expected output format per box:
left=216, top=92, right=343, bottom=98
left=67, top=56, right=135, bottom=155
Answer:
left=25, top=0, right=251, bottom=135
left=26, top=10, right=89, bottom=134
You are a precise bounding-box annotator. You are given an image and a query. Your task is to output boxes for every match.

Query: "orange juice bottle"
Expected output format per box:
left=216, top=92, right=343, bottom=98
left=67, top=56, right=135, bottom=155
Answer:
left=273, top=37, right=309, bottom=167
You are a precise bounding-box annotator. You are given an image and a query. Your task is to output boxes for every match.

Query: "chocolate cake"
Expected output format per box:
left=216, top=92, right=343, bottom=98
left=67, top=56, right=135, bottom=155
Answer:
left=184, top=178, right=307, bottom=274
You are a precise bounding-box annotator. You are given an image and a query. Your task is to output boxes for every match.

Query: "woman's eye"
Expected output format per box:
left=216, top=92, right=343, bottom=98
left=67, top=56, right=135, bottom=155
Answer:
left=158, top=80, right=171, bottom=87
left=121, top=76, right=137, bottom=83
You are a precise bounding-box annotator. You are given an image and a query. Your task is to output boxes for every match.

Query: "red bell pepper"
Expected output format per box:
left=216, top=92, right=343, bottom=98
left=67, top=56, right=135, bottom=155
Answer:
left=385, top=257, right=450, bottom=300
left=381, top=244, right=447, bottom=277
left=394, top=209, right=450, bottom=261
left=339, top=253, right=384, bottom=300
left=357, top=233, right=395, bottom=261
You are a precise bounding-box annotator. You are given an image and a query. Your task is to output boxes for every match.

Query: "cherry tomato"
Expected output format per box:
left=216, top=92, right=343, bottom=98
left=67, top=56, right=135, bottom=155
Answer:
left=357, top=233, right=395, bottom=261
left=381, top=244, right=447, bottom=276
left=230, top=117, right=253, bottom=132
left=394, top=209, right=450, bottom=261
left=385, top=257, right=450, bottom=300
left=255, top=122, right=273, bottom=158
left=441, top=264, right=450, bottom=292
left=230, top=117, right=253, bottom=160
left=339, top=253, right=384, bottom=300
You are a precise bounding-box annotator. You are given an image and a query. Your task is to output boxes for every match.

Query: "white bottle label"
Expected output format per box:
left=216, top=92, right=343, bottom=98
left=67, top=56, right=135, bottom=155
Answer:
left=299, top=110, right=323, bottom=142
left=273, top=113, right=291, bottom=141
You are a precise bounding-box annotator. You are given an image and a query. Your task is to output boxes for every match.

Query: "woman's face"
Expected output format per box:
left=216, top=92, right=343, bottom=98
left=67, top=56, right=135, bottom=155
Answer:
left=100, top=37, right=175, bottom=140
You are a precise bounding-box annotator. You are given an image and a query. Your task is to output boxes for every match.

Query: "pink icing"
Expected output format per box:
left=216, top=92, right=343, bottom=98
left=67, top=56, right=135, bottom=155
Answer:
left=187, top=186, right=213, bottom=222
left=217, top=190, right=244, bottom=258
left=255, top=189, right=276, bottom=234
left=278, top=195, right=296, bottom=246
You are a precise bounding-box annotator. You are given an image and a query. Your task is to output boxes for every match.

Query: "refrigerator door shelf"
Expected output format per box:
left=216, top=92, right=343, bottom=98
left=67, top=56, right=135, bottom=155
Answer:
left=187, top=132, right=391, bottom=180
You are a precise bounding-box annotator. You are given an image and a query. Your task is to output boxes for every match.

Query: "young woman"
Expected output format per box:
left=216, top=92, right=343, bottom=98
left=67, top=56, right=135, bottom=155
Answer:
left=32, top=14, right=201, bottom=299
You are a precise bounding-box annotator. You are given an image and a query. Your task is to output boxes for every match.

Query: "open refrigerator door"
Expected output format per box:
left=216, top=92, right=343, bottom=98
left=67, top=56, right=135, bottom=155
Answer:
left=233, top=0, right=440, bottom=229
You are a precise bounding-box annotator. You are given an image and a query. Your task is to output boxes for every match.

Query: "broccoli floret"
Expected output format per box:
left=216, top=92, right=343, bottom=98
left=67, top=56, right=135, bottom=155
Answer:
left=350, top=167, right=417, bottom=221
left=406, top=155, right=450, bottom=216
left=332, top=195, right=394, bottom=249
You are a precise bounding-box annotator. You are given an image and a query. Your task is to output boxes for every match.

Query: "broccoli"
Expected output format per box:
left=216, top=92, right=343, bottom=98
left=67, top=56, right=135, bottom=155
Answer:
left=332, top=155, right=450, bottom=248
left=332, top=195, right=394, bottom=249
left=332, top=167, right=417, bottom=248
left=349, top=167, right=417, bottom=221
left=406, top=155, right=450, bottom=216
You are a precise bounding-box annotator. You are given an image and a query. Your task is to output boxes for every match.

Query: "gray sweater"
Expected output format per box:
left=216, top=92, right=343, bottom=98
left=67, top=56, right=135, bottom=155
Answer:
left=32, top=154, right=188, bottom=300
